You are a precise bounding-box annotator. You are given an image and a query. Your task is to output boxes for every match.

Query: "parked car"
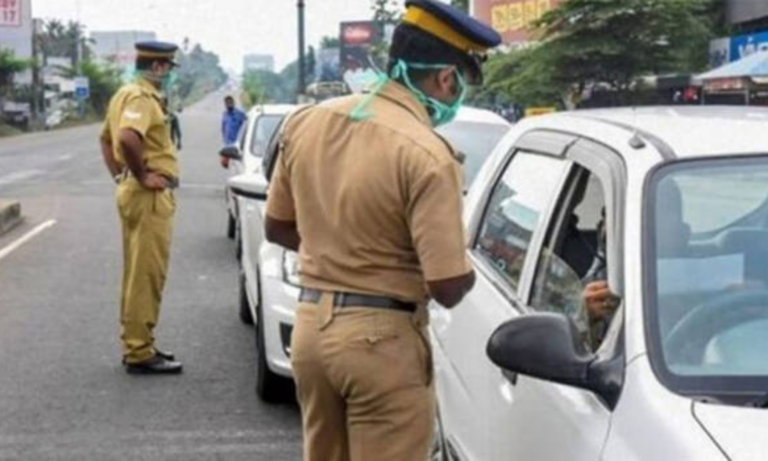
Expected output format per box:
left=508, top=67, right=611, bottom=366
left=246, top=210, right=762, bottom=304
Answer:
left=228, top=106, right=510, bottom=402
left=429, top=106, right=768, bottom=461
left=220, top=104, right=295, bottom=259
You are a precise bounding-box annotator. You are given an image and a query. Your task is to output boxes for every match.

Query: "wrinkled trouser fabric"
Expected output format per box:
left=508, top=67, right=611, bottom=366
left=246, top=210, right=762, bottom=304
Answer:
left=116, top=177, right=175, bottom=364
left=292, top=292, right=435, bottom=461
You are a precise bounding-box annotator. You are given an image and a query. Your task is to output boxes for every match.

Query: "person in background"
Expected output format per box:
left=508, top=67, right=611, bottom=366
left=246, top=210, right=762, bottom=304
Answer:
left=220, top=95, right=246, bottom=169
left=162, top=96, right=182, bottom=151
left=221, top=95, right=246, bottom=146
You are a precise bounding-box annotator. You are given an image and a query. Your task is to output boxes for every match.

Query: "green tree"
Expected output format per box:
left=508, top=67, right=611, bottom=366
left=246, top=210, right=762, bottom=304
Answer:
left=175, top=44, right=227, bottom=105
left=0, top=49, right=29, bottom=90
left=320, top=36, right=341, bottom=49
left=59, top=60, right=122, bottom=115
left=371, top=0, right=399, bottom=23
left=41, top=20, right=92, bottom=66
left=526, top=0, right=716, bottom=107
left=451, top=0, right=469, bottom=12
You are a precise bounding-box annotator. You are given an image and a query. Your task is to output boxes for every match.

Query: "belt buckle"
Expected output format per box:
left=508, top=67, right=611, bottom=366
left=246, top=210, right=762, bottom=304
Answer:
left=334, top=292, right=347, bottom=308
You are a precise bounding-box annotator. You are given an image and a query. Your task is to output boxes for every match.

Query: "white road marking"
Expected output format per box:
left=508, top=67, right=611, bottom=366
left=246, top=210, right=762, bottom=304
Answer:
left=0, top=169, right=45, bottom=187
left=0, top=220, right=57, bottom=262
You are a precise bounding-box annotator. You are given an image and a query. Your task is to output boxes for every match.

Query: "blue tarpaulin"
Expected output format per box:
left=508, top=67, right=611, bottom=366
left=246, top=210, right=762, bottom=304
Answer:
left=698, top=50, right=768, bottom=80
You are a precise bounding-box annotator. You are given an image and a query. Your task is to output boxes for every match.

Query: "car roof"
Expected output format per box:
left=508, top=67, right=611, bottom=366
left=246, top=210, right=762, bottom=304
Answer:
left=553, top=106, right=768, bottom=159
left=247, top=104, right=297, bottom=117
left=455, top=106, right=510, bottom=125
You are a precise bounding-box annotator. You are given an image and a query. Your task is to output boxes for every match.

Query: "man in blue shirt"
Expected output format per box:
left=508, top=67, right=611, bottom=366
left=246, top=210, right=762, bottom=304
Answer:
left=221, top=95, right=246, bottom=146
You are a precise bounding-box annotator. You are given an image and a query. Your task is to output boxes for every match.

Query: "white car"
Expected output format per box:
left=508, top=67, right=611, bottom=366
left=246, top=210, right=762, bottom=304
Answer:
left=229, top=107, right=510, bottom=402
left=220, top=104, right=295, bottom=259
left=429, top=106, right=768, bottom=461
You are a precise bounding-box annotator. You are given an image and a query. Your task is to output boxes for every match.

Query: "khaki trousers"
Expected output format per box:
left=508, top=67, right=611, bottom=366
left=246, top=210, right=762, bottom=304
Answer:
left=292, top=293, right=435, bottom=461
left=116, top=177, right=175, bottom=364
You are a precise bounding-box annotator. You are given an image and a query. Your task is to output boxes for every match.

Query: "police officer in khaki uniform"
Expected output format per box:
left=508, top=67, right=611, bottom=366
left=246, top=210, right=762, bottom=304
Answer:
left=264, top=2, right=500, bottom=459
left=99, top=41, right=183, bottom=374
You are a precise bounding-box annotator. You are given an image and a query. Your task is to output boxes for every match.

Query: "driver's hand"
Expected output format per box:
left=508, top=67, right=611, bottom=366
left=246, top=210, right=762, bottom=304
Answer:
left=583, top=281, right=617, bottom=320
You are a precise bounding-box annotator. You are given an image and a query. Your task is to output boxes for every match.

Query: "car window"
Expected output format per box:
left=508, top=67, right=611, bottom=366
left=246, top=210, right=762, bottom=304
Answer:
left=249, top=114, right=283, bottom=157
left=237, top=118, right=248, bottom=152
left=530, top=169, right=609, bottom=351
left=437, top=121, right=509, bottom=187
left=474, top=151, right=569, bottom=293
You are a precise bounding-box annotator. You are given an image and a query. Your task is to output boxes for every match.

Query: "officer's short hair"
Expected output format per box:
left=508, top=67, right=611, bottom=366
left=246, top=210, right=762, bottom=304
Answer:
left=387, top=23, right=475, bottom=84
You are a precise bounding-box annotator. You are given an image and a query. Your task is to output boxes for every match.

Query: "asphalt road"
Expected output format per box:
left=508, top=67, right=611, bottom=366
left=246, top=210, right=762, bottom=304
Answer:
left=0, top=91, right=303, bottom=460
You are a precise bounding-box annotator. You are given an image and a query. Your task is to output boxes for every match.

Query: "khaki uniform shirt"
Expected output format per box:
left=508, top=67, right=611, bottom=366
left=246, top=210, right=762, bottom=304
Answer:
left=100, top=78, right=178, bottom=178
left=266, top=81, right=471, bottom=303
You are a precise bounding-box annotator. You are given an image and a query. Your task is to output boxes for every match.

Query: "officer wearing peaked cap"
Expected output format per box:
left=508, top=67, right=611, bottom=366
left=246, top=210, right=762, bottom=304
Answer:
left=99, top=41, right=183, bottom=375
left=264, top=1, right=500, bottom=459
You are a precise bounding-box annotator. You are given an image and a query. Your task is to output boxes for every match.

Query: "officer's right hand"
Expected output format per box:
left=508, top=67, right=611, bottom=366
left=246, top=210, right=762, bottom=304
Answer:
left=140, top=172, right=169, bottom=191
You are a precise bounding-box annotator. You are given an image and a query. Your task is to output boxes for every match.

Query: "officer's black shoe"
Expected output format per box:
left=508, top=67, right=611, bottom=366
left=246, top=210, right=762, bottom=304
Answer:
left=125, top=356, right=183, bottom=375
left=155, top=349, right=175, bottom=361
left=121, top=349, right=174, bottom=365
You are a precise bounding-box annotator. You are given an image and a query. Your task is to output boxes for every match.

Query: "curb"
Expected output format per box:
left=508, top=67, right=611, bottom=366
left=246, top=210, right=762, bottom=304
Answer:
left=0, top=200, right=22, bottom=237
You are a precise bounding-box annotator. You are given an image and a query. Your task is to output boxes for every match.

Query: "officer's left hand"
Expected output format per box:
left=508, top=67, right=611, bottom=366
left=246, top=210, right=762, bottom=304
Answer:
left=140, top=172, right=169, bottom=191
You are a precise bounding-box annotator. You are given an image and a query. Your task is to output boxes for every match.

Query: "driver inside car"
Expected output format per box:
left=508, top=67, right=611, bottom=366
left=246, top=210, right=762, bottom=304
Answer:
left=575, top=208, right=620, bottom=351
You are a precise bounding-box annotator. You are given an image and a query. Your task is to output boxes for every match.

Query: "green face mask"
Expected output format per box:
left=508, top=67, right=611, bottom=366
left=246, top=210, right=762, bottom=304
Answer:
left=390, top=60, right=467, bottom=127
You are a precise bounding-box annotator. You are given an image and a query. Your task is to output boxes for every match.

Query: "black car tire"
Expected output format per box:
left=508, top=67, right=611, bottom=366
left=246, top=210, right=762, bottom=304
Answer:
left=227, top=212, right=236, bottom=239
left=238, top=270, right=254, bottom=325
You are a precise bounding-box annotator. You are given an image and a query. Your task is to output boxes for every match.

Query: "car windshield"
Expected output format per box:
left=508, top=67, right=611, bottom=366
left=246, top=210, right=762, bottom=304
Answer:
left=250, top=114, right=284, bottom=157
left=646, top=156, right=768, bottom=400
left=437, top=121, right=509, bottom=187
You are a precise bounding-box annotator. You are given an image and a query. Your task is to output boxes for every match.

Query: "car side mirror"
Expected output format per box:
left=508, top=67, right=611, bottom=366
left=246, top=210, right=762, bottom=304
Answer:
left=219, top=146, right=243, bottom=161
left=486, top=313, right=624, bottom=409
left=487, top=313, right=593, bottom=388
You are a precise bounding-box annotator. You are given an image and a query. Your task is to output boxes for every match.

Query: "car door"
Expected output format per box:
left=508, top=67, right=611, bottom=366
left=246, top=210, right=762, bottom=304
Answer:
left=486, top=137, right=624, bottom=460
left=431, top=142, right=573, bottom=460
left=238, top=114, right=286, bottom=290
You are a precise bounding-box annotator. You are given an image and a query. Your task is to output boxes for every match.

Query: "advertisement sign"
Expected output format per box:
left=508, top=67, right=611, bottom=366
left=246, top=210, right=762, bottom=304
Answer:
left=0, top=0, right=21, bottom=27
left=340, top=21, right=393, bottom=93
left=74, top=77, right=90, bottom=100
left=472, top=0, right=560, bottom=44
left=730, top=31, right=768, bottom=62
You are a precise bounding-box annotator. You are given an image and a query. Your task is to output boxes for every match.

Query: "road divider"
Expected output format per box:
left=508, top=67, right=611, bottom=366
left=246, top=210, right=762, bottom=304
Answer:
left=0, top=220, right=57, bottom=262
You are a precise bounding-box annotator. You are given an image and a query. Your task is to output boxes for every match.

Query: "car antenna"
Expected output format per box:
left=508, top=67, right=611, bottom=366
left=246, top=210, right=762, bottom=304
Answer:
left=628, top=106, right=646, bottom=150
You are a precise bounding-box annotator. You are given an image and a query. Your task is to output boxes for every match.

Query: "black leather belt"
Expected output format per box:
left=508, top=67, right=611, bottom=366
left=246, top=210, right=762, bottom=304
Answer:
left=299, top=288, right=416, bottom=313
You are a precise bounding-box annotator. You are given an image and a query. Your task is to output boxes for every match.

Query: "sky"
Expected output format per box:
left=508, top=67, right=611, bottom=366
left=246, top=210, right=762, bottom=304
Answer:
left=31, top=0, right=404, bottom=73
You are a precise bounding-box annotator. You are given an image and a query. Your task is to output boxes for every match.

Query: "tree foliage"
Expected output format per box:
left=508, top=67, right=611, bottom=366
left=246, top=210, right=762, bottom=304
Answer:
left=371, top=0, right=399, bottom=23
left=40, top=20, right=92, bottom=66
left=0, top=49, right=29, bottom=90
left=483, top=0, right=719, bottom=109
left=175, top=44, right=227, bottom=105
left=451, top=0, right=469, bottom=13
left=59, top=60, right=122, bottom=115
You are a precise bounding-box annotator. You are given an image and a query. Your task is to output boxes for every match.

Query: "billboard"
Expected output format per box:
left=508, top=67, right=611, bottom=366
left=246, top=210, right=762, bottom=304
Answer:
left=340, top=21, right=394, bottom=93
left=0, top=0, right=22, bottom=27
left=709, top=31, right=768, bottom=68
left=472, top=0, right=561, bottom=44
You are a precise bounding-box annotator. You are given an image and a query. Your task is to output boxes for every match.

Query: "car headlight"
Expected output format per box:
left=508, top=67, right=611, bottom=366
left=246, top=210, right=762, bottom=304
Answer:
left=282, top=251, right=301, bottom=287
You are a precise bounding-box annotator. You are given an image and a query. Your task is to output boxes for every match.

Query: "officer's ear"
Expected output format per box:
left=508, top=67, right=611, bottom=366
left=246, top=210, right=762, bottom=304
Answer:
left=435, top=66, right=459, bottom=98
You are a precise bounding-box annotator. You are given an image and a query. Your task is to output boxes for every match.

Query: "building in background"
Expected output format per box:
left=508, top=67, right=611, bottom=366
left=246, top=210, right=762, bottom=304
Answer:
left=471, top=0, right=561, bottom=45
left=243, top=54, right=275, bottom=73
left=90, top=30, right=156, bottom=79
left=0, top=0, right=33, bottom=85
left=709, top=1, right=768, bottom=67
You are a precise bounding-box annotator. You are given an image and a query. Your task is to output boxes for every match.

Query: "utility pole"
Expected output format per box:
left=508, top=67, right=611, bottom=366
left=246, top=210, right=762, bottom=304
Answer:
left=297, top=0, right=306, bottom=100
